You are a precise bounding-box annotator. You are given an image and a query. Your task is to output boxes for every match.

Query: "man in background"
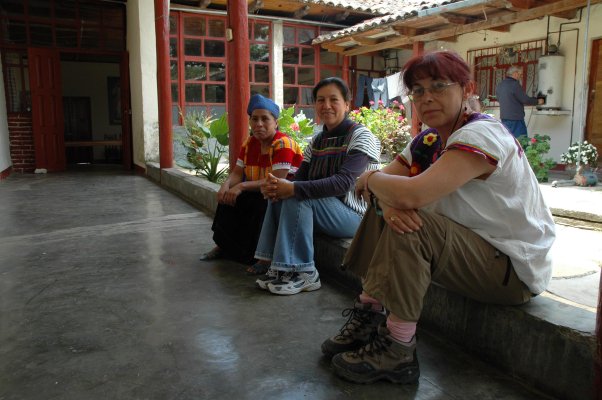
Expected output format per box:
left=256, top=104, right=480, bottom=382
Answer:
left=496, top=66, right=544, bottom=138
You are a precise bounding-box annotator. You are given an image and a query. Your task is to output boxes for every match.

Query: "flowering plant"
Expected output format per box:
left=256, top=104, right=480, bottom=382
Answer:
left=277, top=106, right=315, bottom=150
left=517, top=134, right=556, bottom=182
left=349, top=100, right=411, bottom=159
left=560, top=141, right=599, bottom=167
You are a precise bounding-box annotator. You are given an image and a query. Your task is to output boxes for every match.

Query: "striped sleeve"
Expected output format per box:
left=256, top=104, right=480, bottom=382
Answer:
left=347, top=125, right=381, bottom=163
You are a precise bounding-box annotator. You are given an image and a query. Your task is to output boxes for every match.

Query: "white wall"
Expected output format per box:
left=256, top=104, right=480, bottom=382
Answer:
left=424, top=3, right=602, bottom=161
left=127, top=0, right=160, bottom=168
left=0, top=57, right=12, bottom=173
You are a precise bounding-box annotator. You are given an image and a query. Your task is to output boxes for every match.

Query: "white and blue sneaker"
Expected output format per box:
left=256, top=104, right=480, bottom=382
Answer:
left=256, top=268, right=280, bottom=290
left=267, top=270, right=321, bottom=295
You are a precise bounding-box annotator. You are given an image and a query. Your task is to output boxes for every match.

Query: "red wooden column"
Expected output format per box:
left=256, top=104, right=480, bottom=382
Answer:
left=342, top=56, right=350, bottom=85
left=226, top=0, right=250, bottom=169
left=410, top=41, right=424, bottom=138
left=154, top=0, right=173, bottom=168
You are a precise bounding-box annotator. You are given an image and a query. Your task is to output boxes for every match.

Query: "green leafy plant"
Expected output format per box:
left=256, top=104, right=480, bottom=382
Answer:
left=560, top=141, right=599, bottom=167
left=349, top=100, right=411, bottom=159
left=277, top=106, right=315, bottom=150
left=178, top=110, right=230, bottom=183
left=517, top=134, right=556, bottom=182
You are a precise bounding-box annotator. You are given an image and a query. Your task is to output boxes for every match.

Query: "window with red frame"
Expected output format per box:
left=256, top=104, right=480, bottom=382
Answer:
left=282, top=24, right=318, bottom=120
left=170, top=12, right=227, bottom=121
left=468, top=39, right=546, bottom=107
left=249, top=21, right=271, bottom=98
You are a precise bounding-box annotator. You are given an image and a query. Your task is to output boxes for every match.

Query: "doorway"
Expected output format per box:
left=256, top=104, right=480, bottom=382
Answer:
left=585, top=38, right=602, bottom=165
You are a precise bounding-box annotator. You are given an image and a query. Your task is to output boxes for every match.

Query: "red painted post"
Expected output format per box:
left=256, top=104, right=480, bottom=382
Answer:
left=226, top=0, right=250, bottom=170
left=342, top=56, right=350, bottom=85
left=154, top=0, right=173, bottom=169
left=594, top=274, right=602, bottom=400
left=410, top=41, right=424, bottom=138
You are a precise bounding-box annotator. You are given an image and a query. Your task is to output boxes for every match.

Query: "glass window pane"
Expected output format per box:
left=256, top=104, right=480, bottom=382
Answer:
left=81, top=27, right=100, bottom=48
left=301, top=48, right=315, bottom=65
left=170, top=60, right=178, bottom=80
left=30, top=24, right=53, bottom=47
left=298, top=28, right=315, bottom=44
left=320, top=48, right=338, bottom=65
left=185, top=84, right=202, bottom=103
left=184, top=39, right=201, bottom=56
left=300, top=88, right=314, bottom=105
left=254, top=23, right=270, bottom=42
left=55, top=0, right=77, bottom=20
left=298, top=68, right=315, bottom=86
left=3, top=20, right=26, bottom=45
left=254, top=65, right=269, bottom=83
left=184, top=17, right=204, bottom=36
left=170, top=15, right=178, bottom=33
left=283, top=26, right=295, bottom=45
left=103, top=6, right=124, bottom=28
left=104, top=28, right=124, bottom=51
left=171, top=84, right=179, bottom=102
left=56, top=26, right=78, bottom=48
left=170, top=38, right=178, bottom=57
left=28, top=0, right=51, bottom=17
left=6, top=66, right=24, bottom=112
left=283, top=47, right=299, bottom=64
left=80, top=3, right=101, bottom=24
left=283, top=87, right=298, bottom=105
left=205, top=84, right=226, bottom=103
left=251, top=85, right=270, bottom=98
left=208, top=19, right=225, bottom=37
left=1, top=0, right=24, bottom=16
left=209, top=63, right=226, bottom=81
left=250, top=44, right=269, bottom=62
left=185, top=61, right=206, bottom=80
left=283, top=67, right=295, bottom=85
left=204, top=41, right=225, bottom=57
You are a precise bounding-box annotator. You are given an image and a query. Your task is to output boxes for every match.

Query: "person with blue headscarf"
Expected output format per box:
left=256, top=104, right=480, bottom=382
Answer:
left=200, top=94, right=303, bottom=267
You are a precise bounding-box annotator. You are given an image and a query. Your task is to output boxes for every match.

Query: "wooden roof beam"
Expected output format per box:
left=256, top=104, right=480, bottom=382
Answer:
left=351, top=35, right=381, bottom=45
left=248, top=0, right=263, bottom=13
left=293, top=5, right=310, bottom=19
left=340, top=0, right=601, bottom=56
left=508, top=0, right=538, bottom=9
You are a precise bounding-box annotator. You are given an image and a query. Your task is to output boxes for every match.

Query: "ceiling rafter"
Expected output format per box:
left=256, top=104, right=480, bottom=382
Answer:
left=334, top=0, right=600, bottom=56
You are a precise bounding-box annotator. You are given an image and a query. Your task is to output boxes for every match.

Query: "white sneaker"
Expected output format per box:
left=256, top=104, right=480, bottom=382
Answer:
left=267, top=270, right=321, bottom=295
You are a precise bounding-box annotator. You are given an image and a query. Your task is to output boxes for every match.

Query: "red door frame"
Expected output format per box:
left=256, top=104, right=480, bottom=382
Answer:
left=120, top=51, right=133, bottom=170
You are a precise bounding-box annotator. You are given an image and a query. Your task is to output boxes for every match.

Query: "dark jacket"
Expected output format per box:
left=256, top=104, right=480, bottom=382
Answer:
left=495, top=77, right=539, bottom=120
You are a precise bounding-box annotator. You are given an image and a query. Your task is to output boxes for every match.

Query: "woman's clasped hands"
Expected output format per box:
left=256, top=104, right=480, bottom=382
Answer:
left=260, top=173, right=294, bottom=202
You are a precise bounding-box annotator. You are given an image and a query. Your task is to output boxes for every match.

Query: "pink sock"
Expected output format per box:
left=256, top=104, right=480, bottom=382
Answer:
left=359, top=293, right=384, bottom=312
left=386, top=318, right=416, bottom=343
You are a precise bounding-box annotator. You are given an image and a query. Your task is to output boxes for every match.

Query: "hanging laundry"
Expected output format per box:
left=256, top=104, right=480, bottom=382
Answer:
left=370, top=78, right=388, bottom=109
left=354, top=75, right=374, bottom=108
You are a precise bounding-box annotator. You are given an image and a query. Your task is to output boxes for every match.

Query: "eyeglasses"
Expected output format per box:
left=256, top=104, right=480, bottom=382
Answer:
left=408, top=82, right=458, bottom=102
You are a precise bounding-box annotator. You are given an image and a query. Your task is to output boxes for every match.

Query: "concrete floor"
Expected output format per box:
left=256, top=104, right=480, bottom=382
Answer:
left=0, top=168, right=552, bottom=399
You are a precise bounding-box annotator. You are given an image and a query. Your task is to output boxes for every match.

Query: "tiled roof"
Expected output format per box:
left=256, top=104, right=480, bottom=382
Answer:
left=313, top=0, right=462, bottom=43
left=302, top=0, right=434, bottom=14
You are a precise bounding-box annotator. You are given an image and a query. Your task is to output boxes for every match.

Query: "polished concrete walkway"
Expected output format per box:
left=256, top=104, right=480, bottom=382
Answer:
left=0, top=169, right=556, bottom=399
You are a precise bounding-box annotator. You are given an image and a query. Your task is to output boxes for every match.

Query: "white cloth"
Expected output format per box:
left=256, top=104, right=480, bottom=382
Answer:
left=386, top=72, right=403, bottom=101
left=402, top=118, right=556, bottom=294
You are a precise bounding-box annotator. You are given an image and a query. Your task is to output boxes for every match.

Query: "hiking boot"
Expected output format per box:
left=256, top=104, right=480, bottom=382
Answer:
left=255, top=268, right=280, bottom=290
left=267, top=270, right=321, bottom=295
left=331, top=325, right=419, bottom=384
left=321, top=301, right=386, bottom=359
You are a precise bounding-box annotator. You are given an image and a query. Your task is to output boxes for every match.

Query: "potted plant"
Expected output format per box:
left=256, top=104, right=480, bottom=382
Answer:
left=517, top=134, right=556, bottom=182
left=277, top=106, right=315, bottom=150
left=560, top=141, right=599, bottom=171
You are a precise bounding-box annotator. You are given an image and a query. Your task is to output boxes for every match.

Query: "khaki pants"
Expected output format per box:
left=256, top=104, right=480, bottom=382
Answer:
left=343, top=207, right=533, bottom=322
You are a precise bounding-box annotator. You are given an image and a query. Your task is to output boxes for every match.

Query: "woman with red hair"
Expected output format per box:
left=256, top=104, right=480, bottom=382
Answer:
left=321, top=51, right=555, bottom=384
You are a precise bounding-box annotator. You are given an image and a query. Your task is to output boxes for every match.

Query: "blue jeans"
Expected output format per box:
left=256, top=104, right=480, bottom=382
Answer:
left=501, top=119, right=528, bottom=138
left=254, top=196, right=362, bottom=272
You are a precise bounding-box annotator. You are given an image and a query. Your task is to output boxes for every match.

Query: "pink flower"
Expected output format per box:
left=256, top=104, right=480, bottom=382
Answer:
left=290, top=123, right=300, bottom=132
left=530, top=138, right=537, bottom=144
left=398, top=116, right=404, bottom=122
left=392, top=100, right=399, bottom=105
left=378, top=99, right=384, bottom=105
left=369, top=101, right=375, bottom=106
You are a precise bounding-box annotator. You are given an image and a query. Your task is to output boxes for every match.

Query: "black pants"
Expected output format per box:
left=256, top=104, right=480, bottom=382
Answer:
left=211, top=191, right=267, bottom=265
